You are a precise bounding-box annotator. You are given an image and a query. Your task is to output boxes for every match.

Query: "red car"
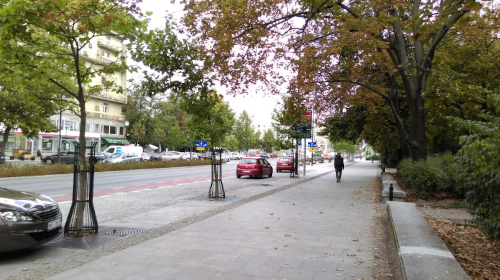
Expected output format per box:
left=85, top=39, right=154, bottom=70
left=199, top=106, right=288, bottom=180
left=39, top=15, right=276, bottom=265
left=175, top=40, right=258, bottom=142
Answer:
left=236, top=158, right=273, bottom=178
left=269, top=153, right=277, bottom=158
left=276, top=157, right=294, bottom=172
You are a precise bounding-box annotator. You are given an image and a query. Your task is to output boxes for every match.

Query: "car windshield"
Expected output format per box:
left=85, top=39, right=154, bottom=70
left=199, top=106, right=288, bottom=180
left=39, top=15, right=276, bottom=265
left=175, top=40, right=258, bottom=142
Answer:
left=109, top=152, right=125, bottom=158
left=240, top=159, right=258, bottom=164
left=279, top=158, right=292, bottom=162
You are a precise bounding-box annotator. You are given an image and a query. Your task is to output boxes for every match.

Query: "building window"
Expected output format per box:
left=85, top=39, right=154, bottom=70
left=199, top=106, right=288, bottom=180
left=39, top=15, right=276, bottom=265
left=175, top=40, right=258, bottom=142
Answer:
left=93, top=124, right=100, bottom=133
left=110, top=126, right=117, bottom=134
left=105, top=51, right=110, bottom=58
left=103, top=86, right=109, bottom=92
left=102, top=125, right=110, bottom=134
left=85, top=123, right=90, bottom=132
left=103, top=103, right=108, bottom=113
left=105, top=35, right=110, bottom=41
left=120, top=127, right=124, bottom=135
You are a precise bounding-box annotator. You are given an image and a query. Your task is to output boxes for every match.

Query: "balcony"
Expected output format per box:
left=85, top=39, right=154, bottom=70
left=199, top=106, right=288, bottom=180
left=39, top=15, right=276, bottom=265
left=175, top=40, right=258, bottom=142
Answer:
left=97, top=39, right=122, bottom=52
left=86, top=111, right=125, bottom=121
left=90, top=88, right=127, bottom=104
left=81, top=51, right=112, bottom=65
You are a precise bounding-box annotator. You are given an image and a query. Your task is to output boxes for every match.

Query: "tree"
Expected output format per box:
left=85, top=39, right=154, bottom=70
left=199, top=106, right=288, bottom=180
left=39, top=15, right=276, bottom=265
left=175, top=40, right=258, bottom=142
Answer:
left=178, top=89, right=235, bottom=197
left=183, top=0, right=489, bottom=161
left=0, top=0, right=145, bottom=236
left=0, top=78, right=63, bottom=153
left=233, top=111, right=256, bottom=152
left=261, top=129, right=275, bottom=152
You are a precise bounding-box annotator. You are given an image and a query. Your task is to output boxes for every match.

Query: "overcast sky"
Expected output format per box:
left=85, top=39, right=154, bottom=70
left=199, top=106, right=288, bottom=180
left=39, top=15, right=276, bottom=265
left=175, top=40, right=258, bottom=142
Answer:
left=135, top=1, right=281, bottom=128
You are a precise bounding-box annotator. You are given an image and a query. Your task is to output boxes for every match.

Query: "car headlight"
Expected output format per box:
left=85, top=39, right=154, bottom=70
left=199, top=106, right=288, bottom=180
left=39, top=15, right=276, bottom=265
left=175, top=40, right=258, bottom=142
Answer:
left=0, top=210, right=35, bottom=222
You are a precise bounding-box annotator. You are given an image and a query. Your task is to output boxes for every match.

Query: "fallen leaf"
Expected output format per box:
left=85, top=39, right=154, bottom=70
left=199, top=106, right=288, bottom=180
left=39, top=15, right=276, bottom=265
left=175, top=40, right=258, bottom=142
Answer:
left=32, top=261, right=39, bottom=264
left=269, top=213, right=273, bottom=215
left=265, top=226, right=269, bottom=229
left=45, top=265, right=51, bottom=269
left=326, top=252, right=334, bottom=256
left=112, top=262, right=118, bottom=265
left=353, top=239, right=359, bottom=242
left=337, top=268, right=344, bottom=271
left=284, top=234, right=292, bottom=237
left=22, top=268, right=29, bottom=271
left=319, top=212, right=323, bottom=214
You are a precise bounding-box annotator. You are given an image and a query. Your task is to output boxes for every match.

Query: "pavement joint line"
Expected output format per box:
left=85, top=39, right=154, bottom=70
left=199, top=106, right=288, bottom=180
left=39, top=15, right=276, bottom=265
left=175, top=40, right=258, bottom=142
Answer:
left=28, top=167, right=341, bottom=279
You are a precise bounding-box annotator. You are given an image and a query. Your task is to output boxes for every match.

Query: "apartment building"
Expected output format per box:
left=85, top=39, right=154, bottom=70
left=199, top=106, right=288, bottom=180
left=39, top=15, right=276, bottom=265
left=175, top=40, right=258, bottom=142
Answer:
left=0, top=33, right=129, bottom=155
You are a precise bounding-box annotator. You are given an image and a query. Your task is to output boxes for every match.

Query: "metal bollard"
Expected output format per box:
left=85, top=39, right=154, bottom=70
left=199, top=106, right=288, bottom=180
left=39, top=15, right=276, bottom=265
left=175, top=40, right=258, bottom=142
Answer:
left=389, top=183, right=394, bottom=201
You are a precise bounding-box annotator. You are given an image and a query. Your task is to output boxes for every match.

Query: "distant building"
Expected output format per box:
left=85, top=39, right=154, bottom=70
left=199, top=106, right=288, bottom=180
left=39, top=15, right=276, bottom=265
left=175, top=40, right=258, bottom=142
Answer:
left=0, top=33, right=129, bottom=156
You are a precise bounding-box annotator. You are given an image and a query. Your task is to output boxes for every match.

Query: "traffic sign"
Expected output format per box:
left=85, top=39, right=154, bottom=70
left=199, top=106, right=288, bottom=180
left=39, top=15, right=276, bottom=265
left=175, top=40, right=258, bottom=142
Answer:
left=309, top=149, right=316, bottom=153
left=307, top=142, right=317, bottom=148
left=196, top=141, right=207, bottom=151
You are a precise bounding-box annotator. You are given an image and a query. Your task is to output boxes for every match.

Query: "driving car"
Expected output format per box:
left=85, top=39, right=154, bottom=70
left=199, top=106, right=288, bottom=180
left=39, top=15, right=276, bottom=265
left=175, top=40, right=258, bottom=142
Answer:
left=0, top=187, right=63, bottom=252
left=161, top=151, right=183, bottom=160
left=236, top=157, right=273, bottom=179
left=87, top=152, right=110, bottom=163
left=104, top=152, right=141, bottom=163
left=42, top=151, right=86, bottom=164
left=277, top=157, right=294, bottom=172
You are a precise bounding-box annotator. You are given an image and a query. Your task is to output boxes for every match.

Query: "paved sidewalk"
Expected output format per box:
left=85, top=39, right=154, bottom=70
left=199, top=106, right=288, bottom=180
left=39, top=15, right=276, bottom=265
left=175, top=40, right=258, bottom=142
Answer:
left=5, top=161, right=390, bottom=280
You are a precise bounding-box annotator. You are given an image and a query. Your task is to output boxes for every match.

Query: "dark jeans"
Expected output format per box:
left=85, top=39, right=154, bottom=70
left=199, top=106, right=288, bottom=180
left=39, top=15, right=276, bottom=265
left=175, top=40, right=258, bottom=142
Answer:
left=335, top=167, right=342, bottom=181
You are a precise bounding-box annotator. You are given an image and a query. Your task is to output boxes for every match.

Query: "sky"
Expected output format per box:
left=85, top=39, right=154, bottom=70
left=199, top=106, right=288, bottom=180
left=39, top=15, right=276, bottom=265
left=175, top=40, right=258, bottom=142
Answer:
left=134, top=1, right=282, bottom=128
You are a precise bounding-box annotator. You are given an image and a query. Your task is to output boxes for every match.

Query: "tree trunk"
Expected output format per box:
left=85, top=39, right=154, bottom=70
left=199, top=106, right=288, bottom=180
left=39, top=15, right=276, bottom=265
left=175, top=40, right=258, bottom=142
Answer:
left=74, top=95, right=88, bottom=237
left=0, top=125, right=12, bottom=153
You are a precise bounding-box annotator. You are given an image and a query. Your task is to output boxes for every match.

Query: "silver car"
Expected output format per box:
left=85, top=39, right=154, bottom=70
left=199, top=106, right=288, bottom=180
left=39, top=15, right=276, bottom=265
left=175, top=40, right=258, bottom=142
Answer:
left=0, top=187, right=62, bottom=252
left=104, top=152, right=141, bottom=163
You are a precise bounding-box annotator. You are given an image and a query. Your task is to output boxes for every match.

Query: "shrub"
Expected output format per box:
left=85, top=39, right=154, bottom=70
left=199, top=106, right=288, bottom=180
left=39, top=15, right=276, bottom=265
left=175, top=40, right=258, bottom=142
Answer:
left=397, top=155, right=459, bottom=199
left=450, top=92, right=500, bottom=240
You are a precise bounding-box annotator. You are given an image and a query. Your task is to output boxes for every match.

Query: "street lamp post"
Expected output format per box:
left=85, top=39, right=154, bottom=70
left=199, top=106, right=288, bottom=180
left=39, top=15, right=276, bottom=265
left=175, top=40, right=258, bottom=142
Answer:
left=58, top=110, right=62, bottom=164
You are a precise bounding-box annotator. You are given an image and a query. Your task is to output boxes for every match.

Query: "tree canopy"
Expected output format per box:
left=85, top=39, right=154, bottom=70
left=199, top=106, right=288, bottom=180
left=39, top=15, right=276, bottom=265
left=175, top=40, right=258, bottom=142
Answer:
left=182, top=0, right=495, bottom=161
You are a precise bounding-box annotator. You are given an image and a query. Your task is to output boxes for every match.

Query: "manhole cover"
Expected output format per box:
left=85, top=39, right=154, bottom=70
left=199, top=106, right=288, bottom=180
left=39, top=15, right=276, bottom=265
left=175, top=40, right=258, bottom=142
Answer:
left=44, top=226, right=148, bottom=250
left=188, top=195, right=244, bottom=202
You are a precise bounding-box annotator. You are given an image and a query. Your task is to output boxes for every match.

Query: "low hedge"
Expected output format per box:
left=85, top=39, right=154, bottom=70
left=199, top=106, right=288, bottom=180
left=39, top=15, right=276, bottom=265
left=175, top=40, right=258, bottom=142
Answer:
left=0, top=159, right=213, bottom=178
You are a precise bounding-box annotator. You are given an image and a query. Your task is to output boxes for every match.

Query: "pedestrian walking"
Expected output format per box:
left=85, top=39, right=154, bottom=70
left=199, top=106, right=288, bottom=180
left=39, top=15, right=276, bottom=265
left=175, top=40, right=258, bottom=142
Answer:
left=37, top=149, right=42, bottom=162
left=334, top=152, right=344, bottom=183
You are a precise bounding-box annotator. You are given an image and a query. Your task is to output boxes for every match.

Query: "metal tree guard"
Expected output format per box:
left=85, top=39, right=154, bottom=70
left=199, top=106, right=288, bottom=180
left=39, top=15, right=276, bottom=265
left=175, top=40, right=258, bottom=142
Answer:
left=64, top=142, right=98, bottom=236
left=208, top=148, right=225, bottom=199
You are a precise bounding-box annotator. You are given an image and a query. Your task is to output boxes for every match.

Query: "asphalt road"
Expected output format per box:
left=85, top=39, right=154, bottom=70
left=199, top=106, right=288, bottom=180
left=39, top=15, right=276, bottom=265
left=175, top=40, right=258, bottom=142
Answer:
left=0, top=159, right=280, bottom=201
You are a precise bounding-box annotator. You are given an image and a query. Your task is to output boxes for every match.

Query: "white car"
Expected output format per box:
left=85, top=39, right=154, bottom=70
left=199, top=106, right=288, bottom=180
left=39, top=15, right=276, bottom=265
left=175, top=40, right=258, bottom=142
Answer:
left=181, top=152, right=198, bottom=160
left=161, top=151, right=182, bottom=160
left=230, top=152, right=243, bottom=160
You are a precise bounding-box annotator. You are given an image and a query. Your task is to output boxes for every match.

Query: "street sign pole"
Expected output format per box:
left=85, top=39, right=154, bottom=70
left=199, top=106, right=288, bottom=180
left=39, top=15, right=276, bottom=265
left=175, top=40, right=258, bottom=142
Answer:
left=303, top=138, right=306, bottom=176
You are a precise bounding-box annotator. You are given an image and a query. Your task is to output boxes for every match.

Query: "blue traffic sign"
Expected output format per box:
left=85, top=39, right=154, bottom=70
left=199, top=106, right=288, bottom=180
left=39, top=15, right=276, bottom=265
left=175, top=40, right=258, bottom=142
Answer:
left=196, top=141, right=207, bottom=150
left=308, top=142, right=317, bottom=147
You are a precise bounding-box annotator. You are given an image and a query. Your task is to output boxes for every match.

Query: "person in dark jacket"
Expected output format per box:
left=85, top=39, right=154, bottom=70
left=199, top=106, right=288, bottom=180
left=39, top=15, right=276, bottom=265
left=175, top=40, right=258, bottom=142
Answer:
left=37, top=149, right=42, bottom=162
left=334, top=152, right=344, bottom=183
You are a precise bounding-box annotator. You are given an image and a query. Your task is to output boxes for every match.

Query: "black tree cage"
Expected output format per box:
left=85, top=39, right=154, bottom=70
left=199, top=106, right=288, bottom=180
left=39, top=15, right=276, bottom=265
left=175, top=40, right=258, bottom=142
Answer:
left=64, top=142, right=98, bottom=236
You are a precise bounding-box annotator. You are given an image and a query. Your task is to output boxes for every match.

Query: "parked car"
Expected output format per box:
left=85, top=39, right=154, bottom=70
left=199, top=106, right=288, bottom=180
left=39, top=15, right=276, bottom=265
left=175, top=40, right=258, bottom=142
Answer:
left=87, top=152, right=111, bottom=163
left=161, top=151, right=182, bottom=160
left=230, top=152, right=243, bottom=160
left=236, top=158, right=273, bottom=179
left=259, top=152, right=269, bottom=159
left=276, top=157, right=294, bottom=172
left=141, top=153, right=151, bottom=161
left=181, top=152, right=198, bottom=160
left=0, top=187, right=63, bottom=252
left=269, top=153, right=278, bottom=158
left=144, top=152, right=162, bottom=161
left=104, top=152, right=141, bottom=163
left=42, top=151, right=86, bottom=164
left=0, top=151, right=5, bottom=164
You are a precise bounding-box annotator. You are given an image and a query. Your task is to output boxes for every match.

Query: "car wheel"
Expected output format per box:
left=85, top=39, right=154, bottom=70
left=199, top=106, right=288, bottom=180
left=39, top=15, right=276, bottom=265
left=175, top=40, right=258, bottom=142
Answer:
left=237, top=174, right=241, bottom=178
left=45, top=158, right=54, bottom=164
left=269, top=171, right=273, bottom=178
left=258, top=170, right=263, bottom=179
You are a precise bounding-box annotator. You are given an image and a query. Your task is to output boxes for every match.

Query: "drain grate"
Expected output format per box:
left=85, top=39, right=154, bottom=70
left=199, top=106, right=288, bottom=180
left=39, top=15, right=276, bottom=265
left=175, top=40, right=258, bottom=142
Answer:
left=44, top=226, right=148, bottom=250
left=247, top=183, right=275, bottom=187
left=188, top=195, right=244, bottom=202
